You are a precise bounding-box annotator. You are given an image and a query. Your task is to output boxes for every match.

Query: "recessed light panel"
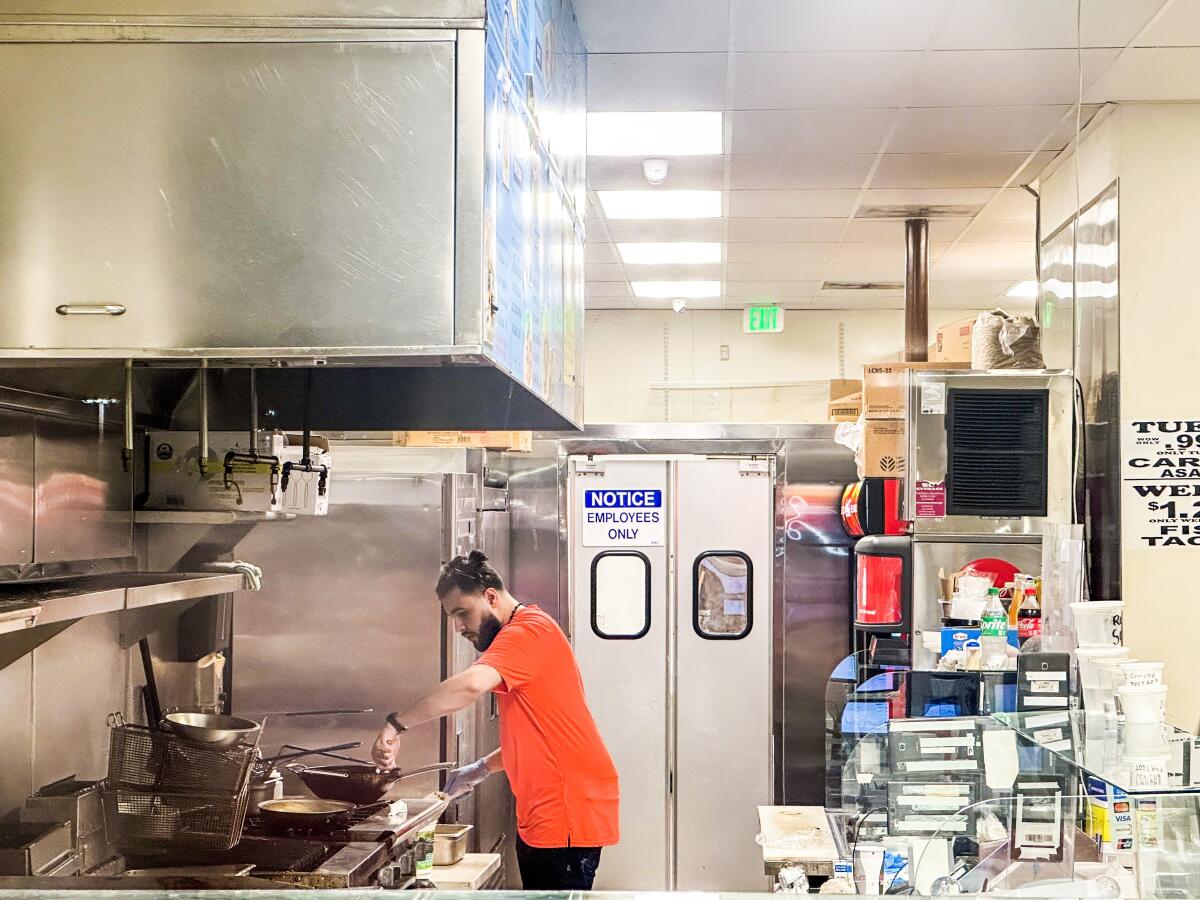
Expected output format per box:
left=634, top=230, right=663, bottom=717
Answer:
left=631, top=281, right=722, bottom=299
left=587, top=112, right=723, bottom=157
left=598, top=190, right=723, bottom=220
left=617, top=242, right=723, bottom=265
left=1006, top=280, right=1039, bottom=299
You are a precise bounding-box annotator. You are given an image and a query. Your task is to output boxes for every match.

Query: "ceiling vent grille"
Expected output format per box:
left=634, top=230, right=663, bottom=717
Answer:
left=856, top=204, right=982, bottom=219
left=820, top=281, right=904, bottom=292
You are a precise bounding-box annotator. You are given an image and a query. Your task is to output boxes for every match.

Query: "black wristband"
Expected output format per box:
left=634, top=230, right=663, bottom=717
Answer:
left=386, top=712, right=407, bottom=734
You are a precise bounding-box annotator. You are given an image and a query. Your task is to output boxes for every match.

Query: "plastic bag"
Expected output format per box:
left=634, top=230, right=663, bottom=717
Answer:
left=970, top=309, right=1045, bottom=370
left=835, top=416, right=865, bottom=479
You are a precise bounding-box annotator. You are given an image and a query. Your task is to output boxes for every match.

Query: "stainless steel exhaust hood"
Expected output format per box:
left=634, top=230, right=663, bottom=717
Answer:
left=0, top=1, right=586, bottom=430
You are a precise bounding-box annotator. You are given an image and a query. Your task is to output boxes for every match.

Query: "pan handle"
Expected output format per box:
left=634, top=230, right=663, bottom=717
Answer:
left=390, top=761, right=458, bottom=780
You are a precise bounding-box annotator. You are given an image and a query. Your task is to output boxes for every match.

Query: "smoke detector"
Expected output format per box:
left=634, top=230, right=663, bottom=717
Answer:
left=671, top=298, right=688, bottom=314
left=643, top=158, right=670, bottom=186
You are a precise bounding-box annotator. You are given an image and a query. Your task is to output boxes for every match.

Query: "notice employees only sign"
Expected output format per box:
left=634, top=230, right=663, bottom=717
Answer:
left=581, top=488, right=665, bottom=547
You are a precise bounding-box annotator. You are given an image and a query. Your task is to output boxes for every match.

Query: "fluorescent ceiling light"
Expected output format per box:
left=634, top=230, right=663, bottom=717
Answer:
left=587, top=111, right=723, bottom=156
left=632, top=280, right=722, bottom=299
left=1006, top=279, right=1039, bottom=299
left=598, top=190, right=722, bottom=220
left=617, top=242, right=722, bottom=265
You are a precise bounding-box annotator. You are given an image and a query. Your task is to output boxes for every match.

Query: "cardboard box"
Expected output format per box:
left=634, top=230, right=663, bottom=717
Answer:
left=933, top=316, right=976, bottom=363
left=394, top=431, right=532, bottom=452
left=828, top=378, right=862, bottom=402
left=827, top=391, right=862, bottom=423
left=863, top=361, right=970, bottom=419
left=863, top=419, right=907, bottom=478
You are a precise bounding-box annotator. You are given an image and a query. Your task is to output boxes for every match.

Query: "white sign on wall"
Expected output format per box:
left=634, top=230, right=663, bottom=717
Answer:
left=581, top=488, right=665, bottom=547
left=1124, top=419, right=1200, bottom=548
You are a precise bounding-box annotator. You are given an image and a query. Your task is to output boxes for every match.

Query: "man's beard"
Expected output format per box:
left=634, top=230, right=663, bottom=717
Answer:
left=472, top=611, right=504, bottom=651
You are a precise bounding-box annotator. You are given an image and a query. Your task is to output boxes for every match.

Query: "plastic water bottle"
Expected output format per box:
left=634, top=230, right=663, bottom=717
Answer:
left=980, top=587, right=1009, bottom=668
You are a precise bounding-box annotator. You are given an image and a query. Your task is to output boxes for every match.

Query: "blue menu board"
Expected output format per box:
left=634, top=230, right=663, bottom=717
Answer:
left=482, top=0, right=586, bottom=417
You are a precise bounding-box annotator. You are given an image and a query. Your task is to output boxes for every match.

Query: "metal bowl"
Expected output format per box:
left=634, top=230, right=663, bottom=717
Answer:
left=164, top=712, right=261, bottom=748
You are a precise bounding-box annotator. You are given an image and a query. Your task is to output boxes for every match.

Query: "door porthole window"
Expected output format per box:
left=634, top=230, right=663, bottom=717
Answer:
left=693, top=551, right=753, bottom=640
left=591, top=551, right=652, bottom=639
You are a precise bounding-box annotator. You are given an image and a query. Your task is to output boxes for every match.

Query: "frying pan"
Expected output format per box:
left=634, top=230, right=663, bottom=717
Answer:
left=257, top=797, right=389, bottom=832
left=289, top=762, right=455, bottom=805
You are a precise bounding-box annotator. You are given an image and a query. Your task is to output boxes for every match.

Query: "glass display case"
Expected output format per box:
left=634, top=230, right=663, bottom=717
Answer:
left=826, top=656, right=1200, bottom=897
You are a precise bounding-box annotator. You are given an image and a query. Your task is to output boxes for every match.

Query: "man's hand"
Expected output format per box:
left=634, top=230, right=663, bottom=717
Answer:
left=371, top=725, right=400, bottom=770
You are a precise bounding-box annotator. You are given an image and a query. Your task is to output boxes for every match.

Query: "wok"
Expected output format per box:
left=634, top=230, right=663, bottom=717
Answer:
left=257, top=797, right=389, bottom=832
left=164, top=712, right=261, bottom=748
left=290, top=762, right=455, bottom=805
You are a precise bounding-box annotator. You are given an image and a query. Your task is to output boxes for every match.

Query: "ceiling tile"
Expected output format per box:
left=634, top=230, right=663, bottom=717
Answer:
left=931, top=260, right=1034, bottom=280
left=588, top=156, right=726, bottom=191
left=584, top=281, right=633, bottom=299
left=833, top=242, right=954, bottom=265
left=932, top=0, right=1167, bottom=50
left=585, top=242, right=619, bottom=265
left=728, top=154, right=875, bottom=189
left=810, top=293, right=906, bottom=310
left=727, top=260, right=830, bottom=281
left=843, top=219, right=971, bottom=243
left=936, top=242, right=1035, bottom=265
left=731, top=109, right=896, bottom=154
left=871, top=152, right=1037, bottom=188
left=728, top=217, right=848, bottom=243
left=600, top=218, right=729, bottom=243
left=857, top=187, right=998, bottom=216
left=724, top=281, right=824, bottom=300
left=1012, top=151, right=1061, bottom=185
left=984, top=188, right=1038, bottom=218
left=1043, top=104, right=1105, bottom=147
left=573, top=0, right=731, bottom=52
left=911, top=48, right=1121, bottom=106
left=585, top=262, right=628, bottom=282
left=732, top=0, right=947, bottom=51
left=958, top=217, right=1037, bottom=242
left=730, top=52, right=921, bottom=109
left=588, top=53, right=728, bottom=112
left=1085, top=47, right=1200, bottom=102
left=728, top=189, right=862, bottom=218
left=889, top=105, right=1072, bottom=152
left=726, top=243, right=837, bottom=265
left=929, top=278, right=1019, bottom=298
left=825, top=259, right=907, bottom=282
left=1135, top=2, right=1200, bottom=46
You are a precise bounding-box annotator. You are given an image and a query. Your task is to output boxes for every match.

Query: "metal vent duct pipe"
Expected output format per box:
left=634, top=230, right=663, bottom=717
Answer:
left=904, top=218, right=929, bottom=362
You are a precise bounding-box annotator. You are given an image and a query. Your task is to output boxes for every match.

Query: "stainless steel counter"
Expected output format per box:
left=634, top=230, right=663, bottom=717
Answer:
left=0, top=572, right=244, bottom=626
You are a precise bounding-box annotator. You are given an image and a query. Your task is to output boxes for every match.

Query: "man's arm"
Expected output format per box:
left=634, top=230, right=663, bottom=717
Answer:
left=372, top=665, right=502, bottom=768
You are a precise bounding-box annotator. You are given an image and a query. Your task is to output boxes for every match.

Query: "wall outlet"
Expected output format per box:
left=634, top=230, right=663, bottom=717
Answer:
left=719, top=344, right=730, bottom=361
left=707, top=391, right=721, bottom=411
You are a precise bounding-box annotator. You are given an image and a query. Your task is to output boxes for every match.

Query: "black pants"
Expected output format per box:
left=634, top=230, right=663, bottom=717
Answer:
left=516, top=837, right=602, bottom=890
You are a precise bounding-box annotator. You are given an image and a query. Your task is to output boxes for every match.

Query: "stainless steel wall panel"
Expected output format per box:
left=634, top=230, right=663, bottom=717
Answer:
left=34, top=418, right=133, bottom=564
left=0, top=657, right=33, bottom=815
left=1074, top=182, right=1121, bottom=602
left=503, top=446, right=565, bottom=628
left=1040, top=222, right=1075, bottom=371
left=229, top=467, right=446, bottom=793
left=778, top=438, right=857, bottom=807
left=0, top=40, right=456, bottom=355
left=0, top=411, right=35, bottom=566
left=32, top=613, right=129, bottom=791
left=1, top=1, right=486, bottom=19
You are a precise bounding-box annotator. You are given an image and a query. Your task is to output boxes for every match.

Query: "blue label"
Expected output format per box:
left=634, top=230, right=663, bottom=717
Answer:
left=584, top=489, right=662, bottom=509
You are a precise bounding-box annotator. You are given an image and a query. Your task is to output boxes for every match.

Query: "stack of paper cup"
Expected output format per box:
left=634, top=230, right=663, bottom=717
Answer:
left=1070, top=600, right=1125, bottom=647
left=1124, top=720, right=1169, bottom=756
left=1094, top=656, right=1133, bottom=718
left=1077, top=646, right=1131, bottom=716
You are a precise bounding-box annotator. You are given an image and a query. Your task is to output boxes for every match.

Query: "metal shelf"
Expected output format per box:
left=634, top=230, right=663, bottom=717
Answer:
left=134, top=510, right=297, bottom=525
left=0, top=571, right=246, bottom=633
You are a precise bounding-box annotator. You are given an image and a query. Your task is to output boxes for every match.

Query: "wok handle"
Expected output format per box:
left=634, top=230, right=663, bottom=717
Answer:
left=391, top=761, right=458, bottom=780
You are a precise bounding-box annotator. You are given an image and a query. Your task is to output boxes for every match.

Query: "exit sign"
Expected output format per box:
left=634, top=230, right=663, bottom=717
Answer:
left=743, top=306, right=784, bottom=333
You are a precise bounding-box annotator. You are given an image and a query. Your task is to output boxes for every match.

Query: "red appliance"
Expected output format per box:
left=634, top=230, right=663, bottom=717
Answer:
left=854, top=535, right=912, bottom=632
left=841, top=478, right=906, bottom=538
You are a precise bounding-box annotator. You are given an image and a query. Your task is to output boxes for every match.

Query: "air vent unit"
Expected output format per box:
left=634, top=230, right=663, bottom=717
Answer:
left=946, top=388, right=1049, bottom=518
left=820, top=281, right=905, bottom=292
left=857, top=204, right=982, bottom=219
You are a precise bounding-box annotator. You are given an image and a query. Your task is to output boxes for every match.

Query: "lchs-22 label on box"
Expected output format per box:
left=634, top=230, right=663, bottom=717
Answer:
left=581, top=489, right=665, bottom=547
left=1124, top=419, right=1200, bottom=548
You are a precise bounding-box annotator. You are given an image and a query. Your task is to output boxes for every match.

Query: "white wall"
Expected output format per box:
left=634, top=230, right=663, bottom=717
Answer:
left=584, top=307, right=1006, bottom=424
left=1039, top=103, right=1200, bottom=727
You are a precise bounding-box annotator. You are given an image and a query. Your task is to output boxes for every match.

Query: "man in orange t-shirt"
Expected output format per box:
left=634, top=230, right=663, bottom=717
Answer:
left=372, top=550, right=619, bottom=889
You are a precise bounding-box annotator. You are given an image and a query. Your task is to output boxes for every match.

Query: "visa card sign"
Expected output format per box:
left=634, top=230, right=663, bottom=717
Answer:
left=582, top=489, right=665, bottom=547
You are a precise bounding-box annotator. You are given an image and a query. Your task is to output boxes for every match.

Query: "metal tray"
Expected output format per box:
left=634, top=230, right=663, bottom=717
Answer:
left=433, top=823, right=472, bottom=866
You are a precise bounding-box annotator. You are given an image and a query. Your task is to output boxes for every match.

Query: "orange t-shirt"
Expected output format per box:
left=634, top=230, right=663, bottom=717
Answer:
left=475, top=605, right=619, bottom=849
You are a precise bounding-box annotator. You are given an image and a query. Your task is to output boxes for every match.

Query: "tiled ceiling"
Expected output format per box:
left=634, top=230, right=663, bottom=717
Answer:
left=574, top=0, right=1188, bottom=312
